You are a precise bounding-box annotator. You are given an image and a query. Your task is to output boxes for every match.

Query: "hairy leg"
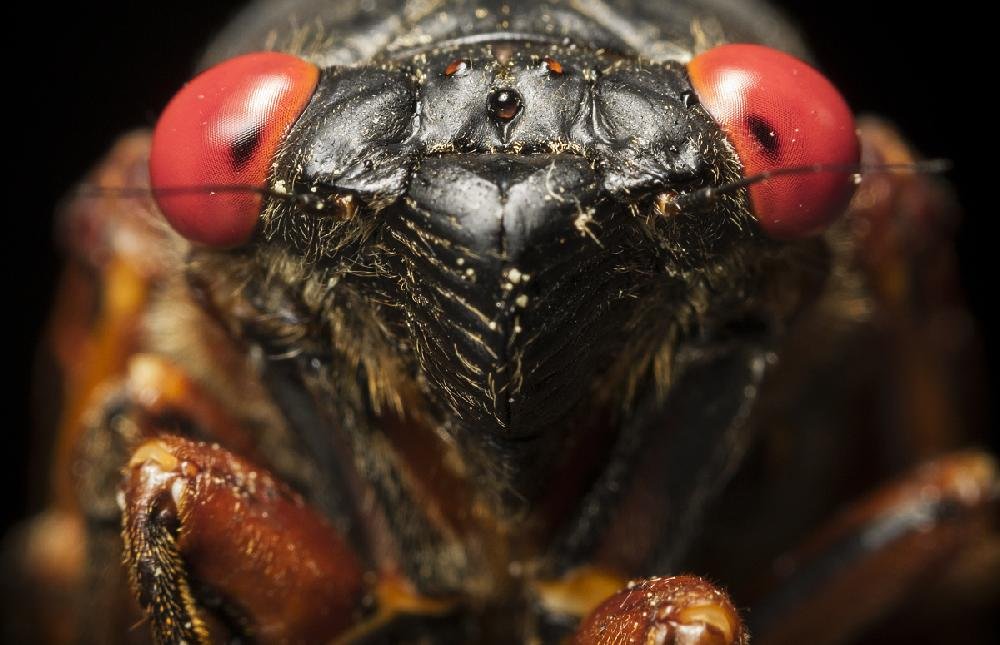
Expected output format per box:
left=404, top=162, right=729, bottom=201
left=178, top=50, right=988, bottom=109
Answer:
left=572, top=576, right=746, bottom=645
left=122, top=436, right=366, bottom=643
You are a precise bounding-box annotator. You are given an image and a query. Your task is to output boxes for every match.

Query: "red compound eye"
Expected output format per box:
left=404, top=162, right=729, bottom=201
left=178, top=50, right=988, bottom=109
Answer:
left=150, top=52, right=319, bottom=247
left=688, top=44, right=859, bottom=239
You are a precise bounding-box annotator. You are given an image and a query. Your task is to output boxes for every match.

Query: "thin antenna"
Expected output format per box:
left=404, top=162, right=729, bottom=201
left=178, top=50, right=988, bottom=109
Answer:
left=661, top=160, right=952, bottom=214
left=74, top=183, right=358, bottom=217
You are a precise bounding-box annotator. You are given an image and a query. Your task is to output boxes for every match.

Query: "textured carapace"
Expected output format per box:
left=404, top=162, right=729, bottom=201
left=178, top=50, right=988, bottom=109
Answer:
left=688, top=44, right=859, bottom=238
left=149, top=52, right=319, bottom=247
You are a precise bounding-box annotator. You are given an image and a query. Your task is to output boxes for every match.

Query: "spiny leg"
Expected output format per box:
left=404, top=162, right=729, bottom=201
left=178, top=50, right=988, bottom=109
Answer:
left=122, top=435, right=366, bottom=643
left=69, top=353, right=365, bottom=642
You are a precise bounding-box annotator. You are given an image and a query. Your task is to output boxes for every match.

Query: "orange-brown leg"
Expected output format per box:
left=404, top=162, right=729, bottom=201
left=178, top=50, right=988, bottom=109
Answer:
left=571, top=576, right=747, bottom=645
left=40, top=352, right=368, bottom=643
left=70, top=354, right=367, bottom=642
left=749, top=451, right=999, bottom=645
left=569, top=452, right=997, bottom=645
left=122, top=436, right=366, bottom=643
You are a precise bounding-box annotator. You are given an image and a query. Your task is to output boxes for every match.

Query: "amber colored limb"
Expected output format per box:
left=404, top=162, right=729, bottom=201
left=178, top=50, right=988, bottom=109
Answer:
left=749, top=451, right=999, bottom=645
left=122, top=436, right=366, bottom=643
left=571, top=575, right=747, bottom=645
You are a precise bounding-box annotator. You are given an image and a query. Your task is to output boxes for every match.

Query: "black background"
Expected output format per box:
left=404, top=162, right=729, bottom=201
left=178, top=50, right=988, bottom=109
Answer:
left=6, top=1, right=996, bottom=535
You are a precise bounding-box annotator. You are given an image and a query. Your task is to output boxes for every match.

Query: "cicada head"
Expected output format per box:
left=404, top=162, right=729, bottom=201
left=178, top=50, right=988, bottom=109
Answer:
left=147, top=42, right=860, bottom=513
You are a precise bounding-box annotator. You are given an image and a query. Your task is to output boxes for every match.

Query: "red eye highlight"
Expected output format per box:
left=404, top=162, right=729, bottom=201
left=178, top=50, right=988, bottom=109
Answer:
left=688, top=44, right=859, bottom=239
left=149, top=52, right=319, bottom=247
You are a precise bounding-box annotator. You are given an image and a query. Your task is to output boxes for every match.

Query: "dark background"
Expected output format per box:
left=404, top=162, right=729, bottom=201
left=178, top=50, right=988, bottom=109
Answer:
left=6, top=1, right=995, bottom=535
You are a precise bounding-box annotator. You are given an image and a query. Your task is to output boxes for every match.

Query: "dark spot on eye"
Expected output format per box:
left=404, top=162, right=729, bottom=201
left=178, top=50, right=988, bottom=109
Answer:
left=543, top=57, right=564, bottom=75
left=444, top=58, right=471, bottom=77
left=230, top=126, right=262, bottom=170
left=488, top=88, right=522, bottom=122
left=747, top=115, right=780, bottom=159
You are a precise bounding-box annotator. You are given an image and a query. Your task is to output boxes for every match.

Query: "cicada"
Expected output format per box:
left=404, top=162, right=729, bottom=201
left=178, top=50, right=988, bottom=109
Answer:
left=5, top=0, right=997, bottom=643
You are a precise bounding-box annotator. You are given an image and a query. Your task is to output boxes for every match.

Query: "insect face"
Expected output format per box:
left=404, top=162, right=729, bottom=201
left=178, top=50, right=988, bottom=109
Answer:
left=150, top=41, right=857, bottom=519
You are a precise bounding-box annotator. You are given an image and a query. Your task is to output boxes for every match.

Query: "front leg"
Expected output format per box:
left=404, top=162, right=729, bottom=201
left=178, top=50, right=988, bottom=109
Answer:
left=569, top=451, right=997, bottom=645
left=122, top=436, right=366, bottom=643
left=572, top=576, right=746, bottom=645
left=750, top=451, right=999, bottom=645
